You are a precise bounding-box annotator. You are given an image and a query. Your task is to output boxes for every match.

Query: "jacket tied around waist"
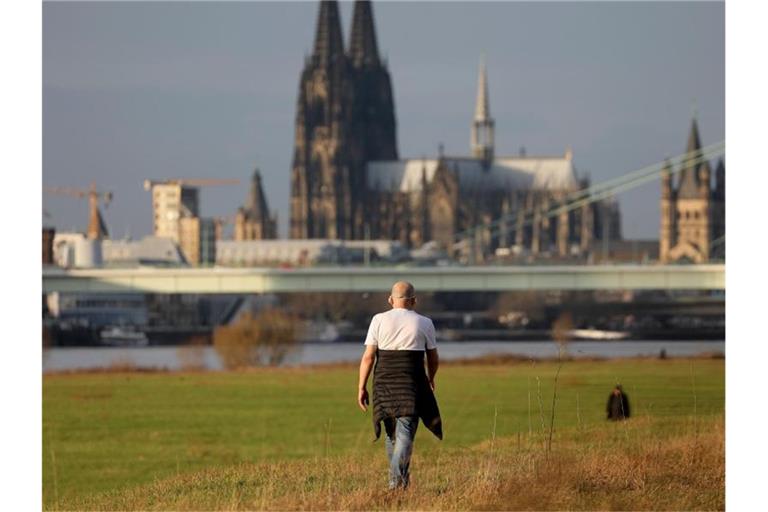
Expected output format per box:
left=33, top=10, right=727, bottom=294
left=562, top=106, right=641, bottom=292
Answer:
left=372, top=349, right=443, bottom=441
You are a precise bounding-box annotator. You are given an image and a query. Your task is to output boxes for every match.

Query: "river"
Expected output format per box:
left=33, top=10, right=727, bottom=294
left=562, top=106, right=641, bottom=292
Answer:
left=42, top=340, right=724, bottom=373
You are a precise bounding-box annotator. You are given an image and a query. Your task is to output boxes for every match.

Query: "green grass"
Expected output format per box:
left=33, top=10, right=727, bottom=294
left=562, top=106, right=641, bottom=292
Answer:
left=43, top=357, right=724, bottom=509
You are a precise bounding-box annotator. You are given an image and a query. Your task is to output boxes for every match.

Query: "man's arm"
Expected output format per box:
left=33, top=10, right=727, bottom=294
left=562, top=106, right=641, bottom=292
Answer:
left=358, top=344, right=377, bottom=411
left=426, top=348, right=439, bottom=391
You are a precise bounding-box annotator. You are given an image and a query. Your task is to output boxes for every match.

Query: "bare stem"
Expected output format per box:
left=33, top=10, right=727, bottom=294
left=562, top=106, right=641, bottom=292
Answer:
left=535, top=376, right=547, bottom=448
left=547, top=347, right=565, bottom=453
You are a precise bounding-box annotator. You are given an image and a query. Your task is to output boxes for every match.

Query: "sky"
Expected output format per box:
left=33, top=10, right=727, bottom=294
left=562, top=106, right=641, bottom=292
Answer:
left=42, top=0, right=724, bottom=240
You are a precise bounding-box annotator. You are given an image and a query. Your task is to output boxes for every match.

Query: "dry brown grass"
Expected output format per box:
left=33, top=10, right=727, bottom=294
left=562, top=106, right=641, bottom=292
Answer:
left=66, top=415, right=724, bottom=511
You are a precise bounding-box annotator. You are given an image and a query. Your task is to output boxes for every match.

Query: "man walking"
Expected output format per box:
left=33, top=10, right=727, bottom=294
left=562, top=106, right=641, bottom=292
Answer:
left=357, top=281, right=442, bottom=490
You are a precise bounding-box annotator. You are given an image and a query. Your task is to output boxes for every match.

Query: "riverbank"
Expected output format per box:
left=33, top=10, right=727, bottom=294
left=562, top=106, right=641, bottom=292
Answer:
left=43, top=358, right=724, bottom=509
left=42, top=339, right=725, bottom=373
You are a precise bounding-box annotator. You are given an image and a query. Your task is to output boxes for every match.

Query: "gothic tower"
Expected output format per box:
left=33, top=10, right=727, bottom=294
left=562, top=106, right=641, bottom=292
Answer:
left=661, top=118, right=719, bottom=263
left=471, top=56, right=495, bottom=165
left=235, top=169, right=277, bottom=240
left=712, top=158, right=725, bottom=257
left=290, top=0, right=398, bottom=240
left=659, top=159, right=675, bottom=262
left=347, top=0, right=399, bottom=237
left=290, top=0, right=353, bottom=239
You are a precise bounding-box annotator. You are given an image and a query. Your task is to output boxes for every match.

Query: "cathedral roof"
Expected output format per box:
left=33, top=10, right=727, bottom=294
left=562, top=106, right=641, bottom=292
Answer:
left=367, top=155, right=578, bottom=193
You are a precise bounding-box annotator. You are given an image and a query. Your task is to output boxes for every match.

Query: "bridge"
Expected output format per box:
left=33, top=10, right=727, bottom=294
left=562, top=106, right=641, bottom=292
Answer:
left=42, top=264, right=724, bottom=294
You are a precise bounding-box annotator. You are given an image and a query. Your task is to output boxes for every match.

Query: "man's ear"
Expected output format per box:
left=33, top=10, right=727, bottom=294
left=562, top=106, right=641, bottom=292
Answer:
left=388, top=296, right=393, bottom=306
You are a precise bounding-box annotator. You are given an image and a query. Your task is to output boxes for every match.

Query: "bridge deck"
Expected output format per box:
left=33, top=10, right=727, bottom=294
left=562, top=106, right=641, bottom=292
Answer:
left=42, top=264, right=725, bottom=294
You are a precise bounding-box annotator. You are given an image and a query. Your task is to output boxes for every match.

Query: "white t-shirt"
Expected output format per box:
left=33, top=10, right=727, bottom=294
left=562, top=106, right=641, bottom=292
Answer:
left=364, top=308, right=437, bottom=351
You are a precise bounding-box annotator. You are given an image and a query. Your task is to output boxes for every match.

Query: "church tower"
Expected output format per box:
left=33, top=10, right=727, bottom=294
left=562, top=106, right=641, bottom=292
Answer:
left=347, top=0, right=398, bottom=161
left=661, top=118, right=719, bottom=263
left=659, top=159, right=675, bottom=262
left=347, top=0, right=398, bottom=237
left=235, top=169, right=277, bottom=240
left=290, top=0, right=353, bottom=239
left=290, top=0, right=398, bottom=240
left=471, top=56, right=495, bottom=165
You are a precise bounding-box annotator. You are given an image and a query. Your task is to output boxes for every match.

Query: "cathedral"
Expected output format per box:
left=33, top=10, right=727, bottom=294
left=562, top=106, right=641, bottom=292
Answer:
left=289, top=0, right=620, bottom=261
left=659, top=119, right=725, bottom=263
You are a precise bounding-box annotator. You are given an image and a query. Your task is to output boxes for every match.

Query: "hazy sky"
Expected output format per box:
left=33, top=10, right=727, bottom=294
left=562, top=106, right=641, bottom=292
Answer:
left=43, top=0, right=724, bottom=240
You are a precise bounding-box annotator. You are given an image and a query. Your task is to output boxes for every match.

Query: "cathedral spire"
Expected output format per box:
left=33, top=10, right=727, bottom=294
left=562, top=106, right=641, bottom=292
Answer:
left=312, top=0, right=345, bottom=67
left=686, top=116, right=702, bottom=154
left=471, top=55, right=495, bottom=164
left=474, top=55, right=490, bottom=121
left=247, top=168, right=267, bottom=217
left=678, top=117, right=703, bottom=198
left=349, top=0, right=380, bottom=67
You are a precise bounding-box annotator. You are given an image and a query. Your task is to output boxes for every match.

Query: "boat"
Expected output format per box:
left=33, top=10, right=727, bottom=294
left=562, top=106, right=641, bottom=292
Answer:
left=567, top=329, right=630, bottom=341
left=99, top=326, right=149, bottom=347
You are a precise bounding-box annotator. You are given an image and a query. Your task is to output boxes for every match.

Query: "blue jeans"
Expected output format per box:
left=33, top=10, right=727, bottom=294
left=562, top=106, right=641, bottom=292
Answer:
left=385, top=416, right=419, bottom=489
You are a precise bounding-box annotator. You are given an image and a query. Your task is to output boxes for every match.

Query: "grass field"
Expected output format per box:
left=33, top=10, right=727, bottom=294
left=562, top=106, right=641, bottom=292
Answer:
left=43, top=357, right=725, bottom=510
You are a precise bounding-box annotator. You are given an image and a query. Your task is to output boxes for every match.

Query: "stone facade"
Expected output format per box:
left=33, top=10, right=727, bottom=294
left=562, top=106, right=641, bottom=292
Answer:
left=289, top=1, right=620, bottom=261
left=660, top=119, right=725, bottom=263
left=290, top=0, right=396, bottom=240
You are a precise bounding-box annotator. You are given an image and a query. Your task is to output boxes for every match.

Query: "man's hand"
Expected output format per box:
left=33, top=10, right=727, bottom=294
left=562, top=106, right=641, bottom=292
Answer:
left=358, top=345, right=376, bottom=412
left=358, top=387, right=369, bottom=412
left=429, top=378, right=435, bottom=392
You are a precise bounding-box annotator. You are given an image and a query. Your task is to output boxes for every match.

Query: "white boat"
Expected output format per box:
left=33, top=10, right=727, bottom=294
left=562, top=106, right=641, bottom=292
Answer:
left=99, top=326, right=149, bottom=347
left=567, top=329, right=630, bottom=341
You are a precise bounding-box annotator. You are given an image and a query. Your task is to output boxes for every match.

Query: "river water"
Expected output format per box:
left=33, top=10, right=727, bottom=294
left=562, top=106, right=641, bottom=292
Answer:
left=43, top=340, right=724, bottom=373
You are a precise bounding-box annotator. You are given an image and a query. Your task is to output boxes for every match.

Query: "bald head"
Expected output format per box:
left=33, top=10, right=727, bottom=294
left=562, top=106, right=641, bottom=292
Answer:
left=389, top=281, right=416, bottom=309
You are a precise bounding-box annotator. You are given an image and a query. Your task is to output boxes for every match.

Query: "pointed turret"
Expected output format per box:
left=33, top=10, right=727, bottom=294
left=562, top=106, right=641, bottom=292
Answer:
left=312, top=0, right=345, bottom=67
left=677, top=117, right=702, bottom=198
left=714, top=158, right=725, bottom=199
left=349, top=0, right=380, bottom=68
left=88, top=206, right=109, bottom=240
left=236, top=168, right=276, bottom=240
left=474, top=56, right=490, bottom=121
left=471, top=55, right=495, bottom=164
left=87, top=183, right=109, bottom=240
left=686, top=116, right=702, bottom=154
left=246, top=169, right=269, bottom=220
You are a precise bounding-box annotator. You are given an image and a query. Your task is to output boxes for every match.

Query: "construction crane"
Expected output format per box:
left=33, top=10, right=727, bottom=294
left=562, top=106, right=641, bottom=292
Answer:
left=44, top=182, right=113, bottom=240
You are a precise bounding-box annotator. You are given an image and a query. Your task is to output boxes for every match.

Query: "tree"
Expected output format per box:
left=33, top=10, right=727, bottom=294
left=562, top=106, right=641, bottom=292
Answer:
left=213, top=310, right=298, bottom=369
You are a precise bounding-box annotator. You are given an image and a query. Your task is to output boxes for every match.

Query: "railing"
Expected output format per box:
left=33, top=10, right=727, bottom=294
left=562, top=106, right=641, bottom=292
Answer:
left=43, top=264, right=725, bottom=294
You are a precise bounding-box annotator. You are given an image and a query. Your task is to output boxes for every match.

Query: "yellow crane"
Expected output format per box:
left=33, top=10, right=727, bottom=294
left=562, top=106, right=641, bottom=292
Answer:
left=44, top=182, right=113, bottom=240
